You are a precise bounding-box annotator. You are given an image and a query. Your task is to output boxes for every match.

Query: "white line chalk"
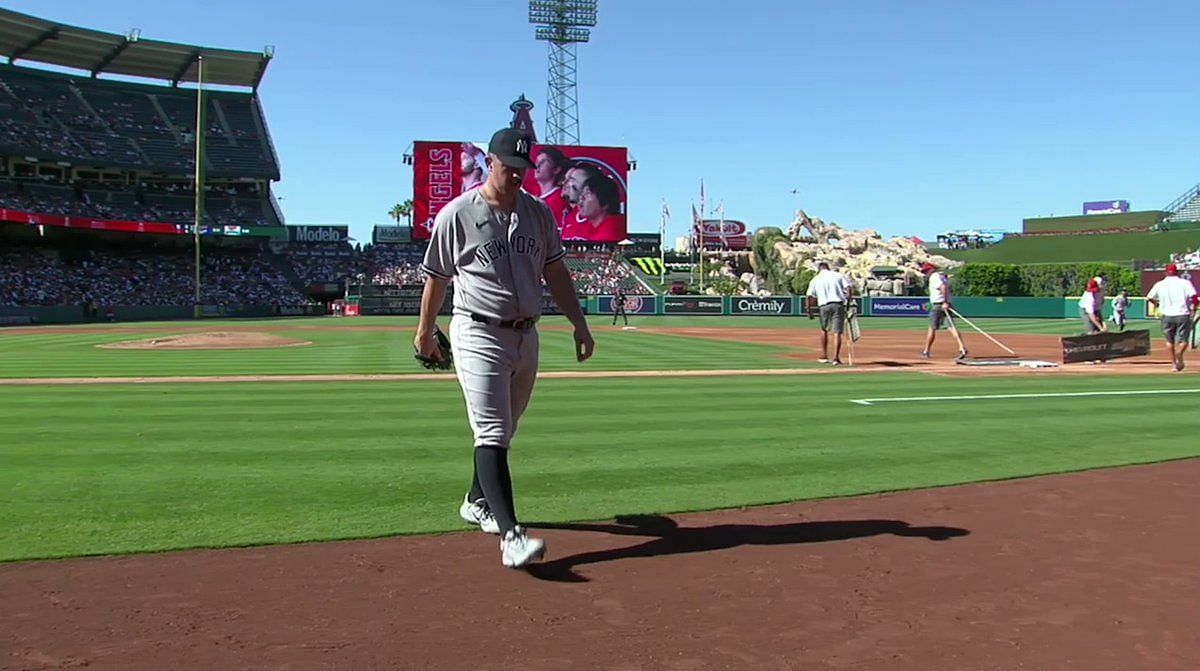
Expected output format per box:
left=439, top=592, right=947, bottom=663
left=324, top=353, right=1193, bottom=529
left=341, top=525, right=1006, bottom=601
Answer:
left=851, top=388, right=1200, bottom=406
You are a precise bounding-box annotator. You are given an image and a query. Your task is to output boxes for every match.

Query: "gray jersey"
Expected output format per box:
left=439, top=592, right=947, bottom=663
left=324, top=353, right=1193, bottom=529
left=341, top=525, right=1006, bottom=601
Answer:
left=420, top=189, right=566, bottom=321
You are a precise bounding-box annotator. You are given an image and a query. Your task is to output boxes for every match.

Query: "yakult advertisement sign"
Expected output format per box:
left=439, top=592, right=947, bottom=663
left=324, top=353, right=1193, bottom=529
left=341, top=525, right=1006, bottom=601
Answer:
left=1082, top=200, right=1130, bottom=215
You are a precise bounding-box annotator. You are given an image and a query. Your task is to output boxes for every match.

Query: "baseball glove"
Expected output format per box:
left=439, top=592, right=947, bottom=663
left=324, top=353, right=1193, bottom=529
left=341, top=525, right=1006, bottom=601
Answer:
left=414, top=326, right=453, bottom=370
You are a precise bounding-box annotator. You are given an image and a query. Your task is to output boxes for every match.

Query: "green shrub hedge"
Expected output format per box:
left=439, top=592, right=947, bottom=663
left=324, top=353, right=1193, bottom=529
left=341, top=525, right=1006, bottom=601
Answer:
left=953, top=263, right=1139, bottom=297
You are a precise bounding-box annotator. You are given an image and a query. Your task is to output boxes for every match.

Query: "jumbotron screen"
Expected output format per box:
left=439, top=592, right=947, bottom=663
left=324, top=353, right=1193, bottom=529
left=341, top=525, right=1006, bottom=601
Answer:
left=412, top=141, right=628, bottom=243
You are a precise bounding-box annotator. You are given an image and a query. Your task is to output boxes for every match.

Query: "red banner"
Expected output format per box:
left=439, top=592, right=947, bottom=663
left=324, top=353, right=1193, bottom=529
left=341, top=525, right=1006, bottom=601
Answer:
left=412, top=142, right=464, bottom=240
left=411, top=141, right=629, bottom=243
left=0, top=209, right=187, bottom=235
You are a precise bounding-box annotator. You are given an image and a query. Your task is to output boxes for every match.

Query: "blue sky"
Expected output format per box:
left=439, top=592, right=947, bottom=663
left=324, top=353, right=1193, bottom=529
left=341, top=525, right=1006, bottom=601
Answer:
left=6, top=1, right=1199, bottom=246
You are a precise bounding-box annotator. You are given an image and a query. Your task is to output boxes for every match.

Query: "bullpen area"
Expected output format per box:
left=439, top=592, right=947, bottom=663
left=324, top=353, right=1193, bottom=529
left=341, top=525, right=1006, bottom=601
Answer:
left=2, top=315, right=1197, bottom=670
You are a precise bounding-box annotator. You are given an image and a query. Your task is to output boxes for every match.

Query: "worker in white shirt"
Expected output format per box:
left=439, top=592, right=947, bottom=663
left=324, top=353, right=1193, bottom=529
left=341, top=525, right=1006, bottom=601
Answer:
left=1078, top=277, right=1107, bottom=335
left=1146, top=263, right=1199, bottom=372
left=919, top=262, right=968, bottom=360
left=805, top=261, right=853, bottom=365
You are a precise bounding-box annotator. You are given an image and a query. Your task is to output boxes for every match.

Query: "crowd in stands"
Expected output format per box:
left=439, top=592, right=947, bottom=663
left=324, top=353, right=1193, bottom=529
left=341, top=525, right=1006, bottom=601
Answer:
left=1168, top=248, right=1200, bottom=269
left=0, top=235, right=650, bottom=309
left=283, top=242, right=365, bottom=286
left=0, top=182, right=270, bottom=227
left=936, top=232, right=998, bottom=250
left=0, top=64, right=274, bottom=177
left=563, top=253, right=647, bottom=294
left=366, top=247, right=424, bottom=285
left=0, top=242, right=307, bottom=307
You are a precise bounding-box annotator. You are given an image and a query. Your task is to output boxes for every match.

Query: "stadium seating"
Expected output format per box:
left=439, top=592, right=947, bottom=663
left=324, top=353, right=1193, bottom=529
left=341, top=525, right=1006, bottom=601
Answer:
left=564, top=253, right=650, bottom=294
left=0, top=64, right=277, bottom=179
left=0, top=238, right=308, bottom=308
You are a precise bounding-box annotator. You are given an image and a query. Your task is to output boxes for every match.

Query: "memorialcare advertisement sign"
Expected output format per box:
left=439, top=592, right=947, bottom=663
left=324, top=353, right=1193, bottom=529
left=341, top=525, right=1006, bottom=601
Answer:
left=1061, top=329, right=1150, bottom=363
left=730, top=296, right=793, bottom=316
left=663, top=296, right=723, bottom=315
left=871, top=297, right=929, bottom=317
left=598, top=295, right=656, bottom=315
left=412, top=140, right=629, bottom=243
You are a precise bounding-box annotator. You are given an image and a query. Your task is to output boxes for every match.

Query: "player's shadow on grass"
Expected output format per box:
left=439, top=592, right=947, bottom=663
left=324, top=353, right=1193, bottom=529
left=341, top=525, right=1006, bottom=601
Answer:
left=524, top=515, right=968, bottom=583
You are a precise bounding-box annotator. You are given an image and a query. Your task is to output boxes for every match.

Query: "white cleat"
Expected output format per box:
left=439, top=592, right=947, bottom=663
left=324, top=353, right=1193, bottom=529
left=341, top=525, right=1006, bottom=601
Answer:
left=459, top=495, right=500, bottom=534
left=501, top=526, right=546, bottom=568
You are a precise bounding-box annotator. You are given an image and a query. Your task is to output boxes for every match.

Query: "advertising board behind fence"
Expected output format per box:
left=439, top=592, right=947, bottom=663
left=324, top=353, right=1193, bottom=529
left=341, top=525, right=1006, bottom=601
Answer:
left=729, top=296, right=793, bottom=316
left=663, top=295, right=723, bottom=315
left=598, top=295, right=656, bottom=315
left=869, top=297, right=929, bottom=317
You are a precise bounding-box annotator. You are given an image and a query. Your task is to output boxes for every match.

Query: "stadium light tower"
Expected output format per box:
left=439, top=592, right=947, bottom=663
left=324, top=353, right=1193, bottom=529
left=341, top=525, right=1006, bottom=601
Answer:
left=529, top=0, right=597, bottom=145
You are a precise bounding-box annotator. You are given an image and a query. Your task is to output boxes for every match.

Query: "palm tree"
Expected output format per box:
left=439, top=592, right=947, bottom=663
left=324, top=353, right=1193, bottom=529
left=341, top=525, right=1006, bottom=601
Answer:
left=388, top=200, right=414, bottom=226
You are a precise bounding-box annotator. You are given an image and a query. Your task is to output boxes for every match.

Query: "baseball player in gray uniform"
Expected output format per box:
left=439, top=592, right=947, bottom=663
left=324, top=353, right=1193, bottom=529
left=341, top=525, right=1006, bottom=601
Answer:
left=415, top=127, right=595, bottom=568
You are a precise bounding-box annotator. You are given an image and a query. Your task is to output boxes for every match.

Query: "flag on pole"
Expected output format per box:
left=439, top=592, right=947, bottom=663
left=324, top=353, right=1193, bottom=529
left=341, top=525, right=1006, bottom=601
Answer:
left=698, top=180, right=706, bottom=292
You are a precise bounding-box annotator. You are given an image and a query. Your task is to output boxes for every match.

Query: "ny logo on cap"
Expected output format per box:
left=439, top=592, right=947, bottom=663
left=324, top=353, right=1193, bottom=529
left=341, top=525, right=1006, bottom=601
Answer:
left=515, top=138, right=529, bottom=155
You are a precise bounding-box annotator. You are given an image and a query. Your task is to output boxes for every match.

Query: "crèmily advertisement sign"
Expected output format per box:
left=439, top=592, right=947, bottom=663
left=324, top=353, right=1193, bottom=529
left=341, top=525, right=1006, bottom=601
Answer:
left=870, top=297, right=929, bottom=317
left=730, top=296, right=792, bottom=316
left=663, top=295, right=724, bottom=315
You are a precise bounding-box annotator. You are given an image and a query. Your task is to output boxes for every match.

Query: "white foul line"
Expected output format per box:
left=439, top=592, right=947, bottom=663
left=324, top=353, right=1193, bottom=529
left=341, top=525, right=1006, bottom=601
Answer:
left=851, top=389, right=1200, bottom=406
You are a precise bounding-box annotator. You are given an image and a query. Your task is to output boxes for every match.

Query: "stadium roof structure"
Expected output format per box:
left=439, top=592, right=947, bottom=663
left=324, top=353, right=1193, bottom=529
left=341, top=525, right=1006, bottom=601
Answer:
left=0, top=8, right=271, bottom=90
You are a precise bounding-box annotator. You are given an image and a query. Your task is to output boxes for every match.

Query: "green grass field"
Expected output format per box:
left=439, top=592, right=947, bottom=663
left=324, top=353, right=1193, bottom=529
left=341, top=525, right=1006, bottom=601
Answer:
left=937, top=228, right=1200, bottom=264
left=1, top=315, right=1195, bottom=562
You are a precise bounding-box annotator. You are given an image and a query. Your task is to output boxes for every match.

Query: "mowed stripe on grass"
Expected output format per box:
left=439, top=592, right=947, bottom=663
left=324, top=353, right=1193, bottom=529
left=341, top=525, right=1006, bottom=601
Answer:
left=0, top=314, right=1157, bottom=379
left=0, top=321, right=802, bottom=379
left=2, top=373, right=1197, bottom=561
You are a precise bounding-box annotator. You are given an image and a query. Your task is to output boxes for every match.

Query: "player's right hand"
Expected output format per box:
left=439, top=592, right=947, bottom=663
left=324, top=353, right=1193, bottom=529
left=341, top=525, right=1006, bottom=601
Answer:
left=574, top=326, right=595, bottom=362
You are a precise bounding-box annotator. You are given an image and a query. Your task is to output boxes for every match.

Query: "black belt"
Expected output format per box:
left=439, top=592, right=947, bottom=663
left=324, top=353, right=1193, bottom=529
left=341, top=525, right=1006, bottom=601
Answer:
left=470, top=313, right=539, bottom=330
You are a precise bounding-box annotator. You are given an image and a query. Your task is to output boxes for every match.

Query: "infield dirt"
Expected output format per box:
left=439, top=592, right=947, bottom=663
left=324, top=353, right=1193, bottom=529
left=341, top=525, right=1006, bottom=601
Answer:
left=3, top=459, right=1196, bottom=670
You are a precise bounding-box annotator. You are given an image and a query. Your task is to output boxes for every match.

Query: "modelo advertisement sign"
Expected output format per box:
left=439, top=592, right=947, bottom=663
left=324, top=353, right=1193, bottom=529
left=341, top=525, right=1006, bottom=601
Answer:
left=730, top=296, right=793, bottom=316
left=1082, top=200, right=1130, bottom=215
left=871, top=297, right=929, bottom=317
left=663, top=295, right=724, bottom=315
left=288, top=225, right=348, bottom=243
left=412, top=140, right=628, bottom=243
left=597, top=294, right=656, bottom=315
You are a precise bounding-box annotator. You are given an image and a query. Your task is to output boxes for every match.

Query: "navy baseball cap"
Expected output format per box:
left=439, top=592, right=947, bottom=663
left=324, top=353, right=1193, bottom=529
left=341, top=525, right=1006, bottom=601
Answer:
left=488, top=128, right=534, bottom=169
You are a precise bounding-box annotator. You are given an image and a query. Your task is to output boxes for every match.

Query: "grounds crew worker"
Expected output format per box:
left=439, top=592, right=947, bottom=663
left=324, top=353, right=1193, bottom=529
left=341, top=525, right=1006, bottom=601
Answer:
left=1146, top=263, right=1198, bottom=372
left=805, top=261, right=852, bottom=365
left=920, top=262, right=969, bottom=360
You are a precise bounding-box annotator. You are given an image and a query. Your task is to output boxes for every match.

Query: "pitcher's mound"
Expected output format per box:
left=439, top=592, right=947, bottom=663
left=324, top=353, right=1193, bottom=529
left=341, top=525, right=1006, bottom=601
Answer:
left=99, top=331, right=312, bottom=350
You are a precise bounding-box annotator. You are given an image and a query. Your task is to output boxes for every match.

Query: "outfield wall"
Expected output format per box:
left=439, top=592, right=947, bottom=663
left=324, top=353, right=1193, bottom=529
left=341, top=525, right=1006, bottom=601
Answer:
left=590, top=295, right=1148, bottom=320
left=1022, top=211, right=1167, bottom=234
left=0, top=296, right=1150, bottom=326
